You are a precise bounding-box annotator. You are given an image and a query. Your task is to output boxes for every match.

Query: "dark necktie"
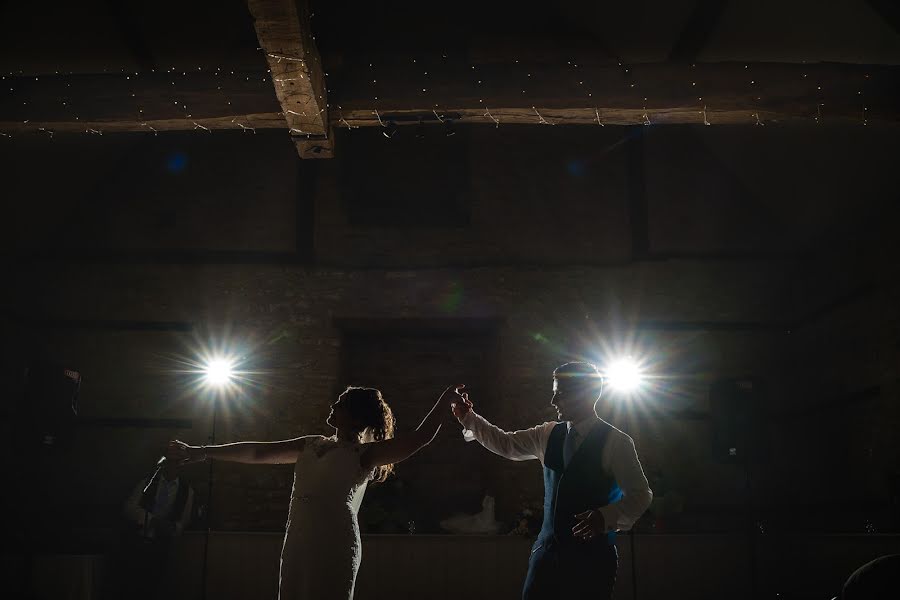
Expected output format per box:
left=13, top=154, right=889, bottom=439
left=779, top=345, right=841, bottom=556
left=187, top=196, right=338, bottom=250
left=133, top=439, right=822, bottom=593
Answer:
left=563, top=425, right=579, bottom=468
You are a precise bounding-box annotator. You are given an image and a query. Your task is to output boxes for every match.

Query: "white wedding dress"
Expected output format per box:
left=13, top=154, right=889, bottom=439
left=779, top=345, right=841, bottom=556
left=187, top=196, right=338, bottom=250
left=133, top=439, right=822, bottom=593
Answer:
left=278, top=436, right=374, bottom=600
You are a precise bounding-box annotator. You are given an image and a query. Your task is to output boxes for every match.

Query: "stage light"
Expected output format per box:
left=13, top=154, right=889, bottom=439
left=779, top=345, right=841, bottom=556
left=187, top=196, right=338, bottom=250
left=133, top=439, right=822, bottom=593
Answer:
left=203, top=357, right=235, bottom=387
left=604, top=357, right=643, bottom=392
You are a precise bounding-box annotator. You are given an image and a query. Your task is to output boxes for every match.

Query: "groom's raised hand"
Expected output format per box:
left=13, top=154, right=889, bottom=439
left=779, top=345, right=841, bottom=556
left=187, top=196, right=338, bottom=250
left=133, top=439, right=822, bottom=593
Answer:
left=449, top=384, right=473, bottom=422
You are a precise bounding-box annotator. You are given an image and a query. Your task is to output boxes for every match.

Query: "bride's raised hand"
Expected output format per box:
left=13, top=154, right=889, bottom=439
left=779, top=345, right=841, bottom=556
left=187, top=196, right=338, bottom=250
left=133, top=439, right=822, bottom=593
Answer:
left=166, top=440, right=204, bottom=465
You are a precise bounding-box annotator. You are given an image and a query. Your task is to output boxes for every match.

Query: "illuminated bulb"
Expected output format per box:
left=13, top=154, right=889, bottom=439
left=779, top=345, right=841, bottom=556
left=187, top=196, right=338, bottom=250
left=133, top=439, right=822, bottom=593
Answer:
left=605, top=358, right=643, bottom=392
left=204, top=359, right=234, bottom=386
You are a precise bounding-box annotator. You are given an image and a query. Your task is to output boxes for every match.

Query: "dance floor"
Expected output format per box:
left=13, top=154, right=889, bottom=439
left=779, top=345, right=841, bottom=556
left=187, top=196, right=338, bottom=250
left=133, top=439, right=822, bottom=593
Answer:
left=26, top=532, right=899, bottom=600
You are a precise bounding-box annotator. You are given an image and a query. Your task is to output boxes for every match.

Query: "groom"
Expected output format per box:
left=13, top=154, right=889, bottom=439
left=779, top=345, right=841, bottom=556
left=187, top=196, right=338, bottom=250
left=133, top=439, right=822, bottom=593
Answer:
left=451, top=362, right=652, bottom=600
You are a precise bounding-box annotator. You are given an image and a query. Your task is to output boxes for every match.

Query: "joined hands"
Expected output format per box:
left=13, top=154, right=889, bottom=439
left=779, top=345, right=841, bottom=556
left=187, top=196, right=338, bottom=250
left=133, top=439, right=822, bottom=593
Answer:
left=166, top=440, right=206, bottom=465
left=449, top=384, right=473, bottom=421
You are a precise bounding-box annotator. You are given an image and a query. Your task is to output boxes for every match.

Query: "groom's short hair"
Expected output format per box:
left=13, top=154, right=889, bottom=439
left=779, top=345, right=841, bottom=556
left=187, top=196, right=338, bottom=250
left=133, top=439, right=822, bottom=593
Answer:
left=554, top=362, right=604, bottom=413
left=553, top=361, right=602, bottom=379
left=554, top=362, right=603, bottom=393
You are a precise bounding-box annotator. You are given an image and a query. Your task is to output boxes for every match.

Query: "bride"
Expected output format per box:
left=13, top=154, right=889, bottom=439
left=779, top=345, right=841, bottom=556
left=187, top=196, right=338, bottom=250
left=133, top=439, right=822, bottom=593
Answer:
left=167, top=384, right=458, bottom=600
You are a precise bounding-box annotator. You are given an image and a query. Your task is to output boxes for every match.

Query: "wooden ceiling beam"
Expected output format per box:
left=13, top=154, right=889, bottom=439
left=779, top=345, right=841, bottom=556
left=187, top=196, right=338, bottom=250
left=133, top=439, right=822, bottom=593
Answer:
left=327, top=61, right=898, bottom=122
left=0, top=113, right=285, bottom=135
left=247, top=0, right=332, bottom=158
left=312, top=60, right=900, bottom=127
left=0, top=72, right=279, bottom=122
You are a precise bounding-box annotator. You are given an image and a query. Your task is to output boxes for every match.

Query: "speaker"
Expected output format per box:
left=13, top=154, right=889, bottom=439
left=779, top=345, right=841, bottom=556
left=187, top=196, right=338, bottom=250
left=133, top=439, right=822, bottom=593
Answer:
left=22, top=360, right=81, bottom=446
left=709, top=377, right=767, bottom=463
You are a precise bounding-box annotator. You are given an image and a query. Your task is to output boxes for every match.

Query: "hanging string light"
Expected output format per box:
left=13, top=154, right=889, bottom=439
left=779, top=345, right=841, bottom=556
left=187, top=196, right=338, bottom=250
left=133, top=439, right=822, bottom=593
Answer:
left=483, top=107, right=499, bottom=127
left=0, top=56, right=891, bottom=136
left=533, top=106, right=553, bottom=125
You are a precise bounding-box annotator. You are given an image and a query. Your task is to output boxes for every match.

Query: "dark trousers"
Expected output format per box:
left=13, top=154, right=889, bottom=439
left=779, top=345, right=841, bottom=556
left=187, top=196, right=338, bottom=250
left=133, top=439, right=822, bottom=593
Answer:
left=522, top=538, right=618, bottom=600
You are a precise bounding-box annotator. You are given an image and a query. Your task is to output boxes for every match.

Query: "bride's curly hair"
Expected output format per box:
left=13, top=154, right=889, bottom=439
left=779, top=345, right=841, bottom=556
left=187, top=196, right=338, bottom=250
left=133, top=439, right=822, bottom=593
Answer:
left=340, top=386, right=396, bottom=483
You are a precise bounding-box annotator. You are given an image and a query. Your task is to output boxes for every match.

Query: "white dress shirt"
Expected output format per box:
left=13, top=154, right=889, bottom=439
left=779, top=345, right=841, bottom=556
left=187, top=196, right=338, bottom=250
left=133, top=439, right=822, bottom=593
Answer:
left=461, top=411, right=653, bottom=533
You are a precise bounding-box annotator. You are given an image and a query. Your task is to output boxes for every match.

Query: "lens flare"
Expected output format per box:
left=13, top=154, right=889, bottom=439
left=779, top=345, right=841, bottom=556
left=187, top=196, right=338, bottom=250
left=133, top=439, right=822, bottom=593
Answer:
left=203, top=357, right=235, bottom=387
left=605, top=357, right=643, bottom=392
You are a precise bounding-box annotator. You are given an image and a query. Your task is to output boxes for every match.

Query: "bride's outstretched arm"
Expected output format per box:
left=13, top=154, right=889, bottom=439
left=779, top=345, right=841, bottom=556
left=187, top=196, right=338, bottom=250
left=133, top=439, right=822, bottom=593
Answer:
left=360, top=385, right=459, bottom=470
left=166, top=437, right=311, bottom=465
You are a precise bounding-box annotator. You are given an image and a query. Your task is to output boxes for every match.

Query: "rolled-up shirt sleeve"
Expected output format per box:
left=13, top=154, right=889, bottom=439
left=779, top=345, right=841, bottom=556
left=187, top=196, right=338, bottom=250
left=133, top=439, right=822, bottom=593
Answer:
left=461, top=411, right=556, bottom=463
left=597, top=432, right=653, bottom=532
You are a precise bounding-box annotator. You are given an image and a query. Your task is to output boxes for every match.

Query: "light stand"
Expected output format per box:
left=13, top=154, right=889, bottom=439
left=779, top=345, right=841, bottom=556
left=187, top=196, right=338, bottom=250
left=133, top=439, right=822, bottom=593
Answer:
left=196, top=356, right=233, bottom=600
left=630, top=527, right=638, bottom=600
left=743, top=455, right=760, bottom=600
left=624, top=397, right=640, bottom=600
left=602, top=360, right=645, bottom=600
left=199, top=396, right=218, bottom=600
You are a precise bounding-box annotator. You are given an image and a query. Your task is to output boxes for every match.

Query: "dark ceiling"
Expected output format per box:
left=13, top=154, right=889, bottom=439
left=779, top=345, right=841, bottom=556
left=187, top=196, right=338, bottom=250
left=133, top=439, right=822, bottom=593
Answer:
left=2, top=0, right=898, bottom=76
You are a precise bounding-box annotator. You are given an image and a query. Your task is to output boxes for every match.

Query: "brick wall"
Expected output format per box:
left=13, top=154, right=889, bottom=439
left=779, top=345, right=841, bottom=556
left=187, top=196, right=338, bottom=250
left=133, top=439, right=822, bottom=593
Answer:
left=5, top=124, right=899, bottom=535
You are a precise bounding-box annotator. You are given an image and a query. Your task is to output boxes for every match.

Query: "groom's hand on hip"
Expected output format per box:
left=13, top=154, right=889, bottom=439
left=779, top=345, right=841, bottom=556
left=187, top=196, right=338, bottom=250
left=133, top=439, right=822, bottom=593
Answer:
left=572, top=510, right=606, bottom=541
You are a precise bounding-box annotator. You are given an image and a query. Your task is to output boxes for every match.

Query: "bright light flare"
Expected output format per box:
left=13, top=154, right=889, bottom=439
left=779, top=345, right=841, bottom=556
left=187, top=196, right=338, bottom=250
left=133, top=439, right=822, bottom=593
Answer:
left=604, top=357, right=644, bottom=392
left=203, top=357, right=235, bottom=387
